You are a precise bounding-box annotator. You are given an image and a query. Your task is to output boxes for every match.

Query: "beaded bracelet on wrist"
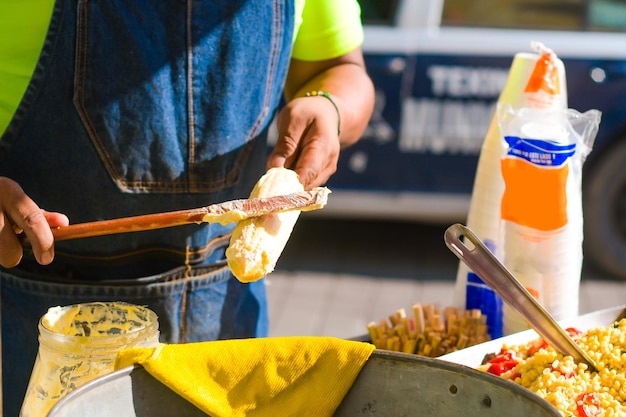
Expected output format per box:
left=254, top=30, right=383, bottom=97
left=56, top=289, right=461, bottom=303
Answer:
left=304, top=91, right=341, bottom=136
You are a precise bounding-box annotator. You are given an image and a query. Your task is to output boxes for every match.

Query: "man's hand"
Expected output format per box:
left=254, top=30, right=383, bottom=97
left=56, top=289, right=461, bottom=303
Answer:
left=267, top=47, right=375, bottom=189
left=0, top=177, right=69, bottom=267
left=268, top=94, right=342, bottom=189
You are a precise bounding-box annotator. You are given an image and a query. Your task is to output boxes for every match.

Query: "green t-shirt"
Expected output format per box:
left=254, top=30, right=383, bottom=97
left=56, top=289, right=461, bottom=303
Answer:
left=0, top=0, right=363, bottom=136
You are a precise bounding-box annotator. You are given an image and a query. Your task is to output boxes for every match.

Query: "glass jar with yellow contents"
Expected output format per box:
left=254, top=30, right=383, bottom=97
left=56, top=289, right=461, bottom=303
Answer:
left=20, top=302, right=159, bottom=417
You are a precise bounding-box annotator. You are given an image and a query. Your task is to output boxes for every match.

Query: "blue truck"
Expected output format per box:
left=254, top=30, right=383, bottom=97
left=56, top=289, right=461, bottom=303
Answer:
left=310, top=0, right=626, bottom=279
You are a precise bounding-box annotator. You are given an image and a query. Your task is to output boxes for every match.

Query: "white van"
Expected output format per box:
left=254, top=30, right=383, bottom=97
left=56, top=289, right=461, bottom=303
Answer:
left=323, top=0, right=626, bottom=279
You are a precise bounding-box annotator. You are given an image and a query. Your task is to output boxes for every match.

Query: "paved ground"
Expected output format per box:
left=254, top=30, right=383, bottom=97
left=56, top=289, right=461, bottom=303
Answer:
left=266, top=270, right=626, bottom=339
left=266, top=218, right=626, bottom=339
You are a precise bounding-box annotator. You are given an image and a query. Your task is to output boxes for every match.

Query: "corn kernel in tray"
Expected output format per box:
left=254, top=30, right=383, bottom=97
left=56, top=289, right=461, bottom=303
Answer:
left=479, top=319, right=626, bottom=416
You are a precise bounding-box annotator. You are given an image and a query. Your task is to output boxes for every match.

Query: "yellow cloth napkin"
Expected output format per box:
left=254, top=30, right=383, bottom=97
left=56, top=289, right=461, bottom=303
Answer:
left=115, top=336, right=375, bottom=417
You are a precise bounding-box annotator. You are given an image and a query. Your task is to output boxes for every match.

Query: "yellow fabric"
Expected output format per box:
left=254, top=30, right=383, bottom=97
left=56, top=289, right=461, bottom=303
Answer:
left=115, top=336, right=375, bottom=417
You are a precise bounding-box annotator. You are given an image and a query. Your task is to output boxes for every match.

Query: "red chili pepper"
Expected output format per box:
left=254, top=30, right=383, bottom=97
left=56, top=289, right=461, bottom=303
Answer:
left=576, top=393, right=601, bottom=417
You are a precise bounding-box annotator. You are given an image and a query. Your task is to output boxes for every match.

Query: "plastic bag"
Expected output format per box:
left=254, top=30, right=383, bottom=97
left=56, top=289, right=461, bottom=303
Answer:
left=453, top=42, right=567, bottom=338
left=497, top=105, right=601, bottom=333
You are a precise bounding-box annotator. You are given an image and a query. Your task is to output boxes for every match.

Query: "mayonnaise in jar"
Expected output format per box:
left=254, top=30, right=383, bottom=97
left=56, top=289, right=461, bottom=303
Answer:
left=20, top=302, right=159, bottom=417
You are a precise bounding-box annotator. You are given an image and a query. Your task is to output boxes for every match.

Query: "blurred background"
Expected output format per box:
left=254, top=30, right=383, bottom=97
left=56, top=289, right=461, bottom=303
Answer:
left=266, top=0, right=626, bottom=337
left=266, top=218, right=624, bottom=338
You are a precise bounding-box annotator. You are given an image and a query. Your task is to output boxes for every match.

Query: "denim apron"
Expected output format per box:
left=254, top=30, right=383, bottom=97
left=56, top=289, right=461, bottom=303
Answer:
left=0, top=0, right=294, bottom=414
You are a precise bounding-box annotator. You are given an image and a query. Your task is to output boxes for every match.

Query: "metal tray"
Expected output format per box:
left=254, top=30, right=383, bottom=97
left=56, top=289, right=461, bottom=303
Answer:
left=47, top=349, right=561, bottom=417
left=440, top=305, right=626, bottom=368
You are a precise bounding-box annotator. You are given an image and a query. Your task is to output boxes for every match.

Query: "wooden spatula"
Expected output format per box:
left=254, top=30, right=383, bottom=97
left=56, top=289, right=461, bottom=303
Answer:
left=21, top=187, right=330, bottom=242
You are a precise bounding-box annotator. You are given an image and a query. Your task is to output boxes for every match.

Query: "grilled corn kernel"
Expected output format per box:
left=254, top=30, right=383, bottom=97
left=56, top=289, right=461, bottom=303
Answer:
left=479, top=318, right=626, bottom=415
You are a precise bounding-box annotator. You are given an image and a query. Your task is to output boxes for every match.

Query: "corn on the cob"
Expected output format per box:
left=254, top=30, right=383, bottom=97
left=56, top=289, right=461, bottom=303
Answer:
left=226, top=167, right=305, bottom=282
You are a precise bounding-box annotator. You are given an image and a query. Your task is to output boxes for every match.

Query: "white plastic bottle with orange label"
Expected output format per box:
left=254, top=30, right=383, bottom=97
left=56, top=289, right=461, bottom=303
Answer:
left=453, top=43, right=567, bottom=338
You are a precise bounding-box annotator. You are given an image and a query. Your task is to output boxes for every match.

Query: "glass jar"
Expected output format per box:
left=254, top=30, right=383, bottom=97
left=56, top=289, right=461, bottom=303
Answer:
left=20, top=302, right=159, bottom=417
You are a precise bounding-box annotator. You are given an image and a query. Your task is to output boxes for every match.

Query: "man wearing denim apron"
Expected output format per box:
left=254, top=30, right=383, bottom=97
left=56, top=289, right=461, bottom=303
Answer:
left=0, top=0, right=375, bottom=414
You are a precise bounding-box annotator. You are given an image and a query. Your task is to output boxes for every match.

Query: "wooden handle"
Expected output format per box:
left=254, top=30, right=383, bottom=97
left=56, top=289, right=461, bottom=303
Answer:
left=50, top=207, right=209, bottom=241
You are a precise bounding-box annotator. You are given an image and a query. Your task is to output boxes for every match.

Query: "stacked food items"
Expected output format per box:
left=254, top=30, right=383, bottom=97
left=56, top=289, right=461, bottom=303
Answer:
left=479, top=319, right=626, bottom=416
left=367, top=304, right=490, bottom=357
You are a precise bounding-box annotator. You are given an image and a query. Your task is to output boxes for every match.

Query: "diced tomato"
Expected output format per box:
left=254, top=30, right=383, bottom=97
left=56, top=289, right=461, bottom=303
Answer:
left=576, top=393, right=602, bottom=417
left=484, top=349, right=519, bottom=376
left=486, top=357, right=518, bottom=376
left=488, top=351, right=514, bottom=363
left=566, top=327, right=583, bottom=338
left=528, top=339, right=549, bottom=356
left=487, top=363, right=504, bottom=375
left=487, top=362, right=507, bottom=376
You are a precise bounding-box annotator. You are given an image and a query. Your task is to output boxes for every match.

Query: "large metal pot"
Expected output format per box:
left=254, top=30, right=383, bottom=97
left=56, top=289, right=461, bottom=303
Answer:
left=47, top=349, right=560, bottom=417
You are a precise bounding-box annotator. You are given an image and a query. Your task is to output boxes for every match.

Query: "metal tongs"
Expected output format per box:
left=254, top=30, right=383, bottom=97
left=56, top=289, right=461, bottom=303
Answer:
left=444, top=223, right=597, bottom=372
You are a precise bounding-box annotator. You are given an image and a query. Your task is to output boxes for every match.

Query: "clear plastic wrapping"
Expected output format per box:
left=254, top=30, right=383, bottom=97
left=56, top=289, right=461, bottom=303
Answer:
left=497, top=105, right=601, bottom=333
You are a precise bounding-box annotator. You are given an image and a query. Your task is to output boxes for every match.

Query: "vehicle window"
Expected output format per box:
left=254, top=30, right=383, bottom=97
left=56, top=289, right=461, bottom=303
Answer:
left=442, top=0, right=585, bottom=30
left=357, top=0, right=399, bottom=25
left=588, top=0, right=626, bottom=31
left=441, top=0, right=626, bottom=32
